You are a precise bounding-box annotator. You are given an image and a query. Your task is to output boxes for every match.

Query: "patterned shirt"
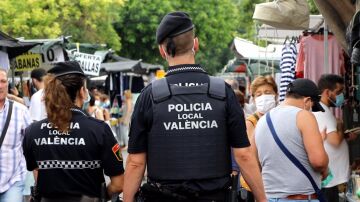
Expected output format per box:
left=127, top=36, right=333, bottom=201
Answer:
left=279, top=43, right=297, bottom=102
left=0, top=98, right=31, bottom=193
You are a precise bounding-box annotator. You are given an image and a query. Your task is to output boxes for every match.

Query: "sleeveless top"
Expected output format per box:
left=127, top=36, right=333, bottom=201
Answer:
left=255, top=106, right=321, bottom=198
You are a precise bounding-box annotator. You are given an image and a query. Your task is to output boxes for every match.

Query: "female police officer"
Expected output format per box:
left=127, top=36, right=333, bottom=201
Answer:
left=23, top=61, right=124, bottom=202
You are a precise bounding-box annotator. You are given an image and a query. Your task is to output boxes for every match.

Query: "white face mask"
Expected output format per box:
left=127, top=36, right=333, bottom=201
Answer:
left=255, top=94, right=276, bottom=114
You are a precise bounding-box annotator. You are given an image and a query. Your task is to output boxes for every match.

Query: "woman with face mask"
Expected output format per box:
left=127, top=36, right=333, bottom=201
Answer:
left=240, top=75, right=278, bottom=202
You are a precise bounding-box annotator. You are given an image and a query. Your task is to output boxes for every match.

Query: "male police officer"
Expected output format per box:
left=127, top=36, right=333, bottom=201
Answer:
left=123, top=12, right=267, bottom=202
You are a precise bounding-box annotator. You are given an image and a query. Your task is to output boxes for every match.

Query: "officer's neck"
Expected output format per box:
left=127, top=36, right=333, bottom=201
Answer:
left=167, top=54, right=195, bottom=66
left=74, top=97, right=83, bottom=109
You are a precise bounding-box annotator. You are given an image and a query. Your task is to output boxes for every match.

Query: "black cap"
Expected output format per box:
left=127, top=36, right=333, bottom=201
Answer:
left=156, top=11, right=194, bottom=44
left=287, top=78, right=325, bottom=112
left=30, top=68, right=46, bottom=81
left=48, top=61, right=85, bottom=77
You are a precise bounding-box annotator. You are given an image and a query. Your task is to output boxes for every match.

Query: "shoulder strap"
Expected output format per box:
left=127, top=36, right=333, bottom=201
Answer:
left=265, top=112, right=327, bottom=202
left=152, top=78, right=171, bottom=103
left=0, top=100, right=14, bottom=149
left=208, top=76, right=226, bottom=100
left=246, top=113, right=259, bottom=127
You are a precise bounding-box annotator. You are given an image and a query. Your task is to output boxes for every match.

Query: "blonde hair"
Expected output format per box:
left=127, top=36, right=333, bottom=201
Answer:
left=250, top=75, right=278, bottom=97
left=124, top=90, right=132, bottom=99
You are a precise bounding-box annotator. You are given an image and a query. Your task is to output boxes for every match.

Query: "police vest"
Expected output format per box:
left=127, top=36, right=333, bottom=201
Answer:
left=148, top=76, right=231, bottom=180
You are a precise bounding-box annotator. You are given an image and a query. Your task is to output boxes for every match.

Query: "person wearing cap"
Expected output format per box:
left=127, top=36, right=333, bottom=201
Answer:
left=313, top=74, right=358, bottom=202
left=29, top=68, right=47, bottom=121
left=124, top=11, right=266, bottom=202
left=22, top=61, right=124, bottom=202
left=254, top=78, right=329, bottom=201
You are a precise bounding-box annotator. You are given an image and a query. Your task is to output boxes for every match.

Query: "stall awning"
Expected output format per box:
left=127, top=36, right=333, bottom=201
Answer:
left=101, top=60, right=163, bottom=74
left=233, top=37, right=283, bottom=60
left=0, top=31, right=40, bottom=58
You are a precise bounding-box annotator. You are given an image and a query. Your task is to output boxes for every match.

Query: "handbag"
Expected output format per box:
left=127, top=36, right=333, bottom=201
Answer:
left=0, top=100, right=13, bottom=149
left=265, top=112, right=327, bottom=202
left=253, top=0, right=310, bottom=30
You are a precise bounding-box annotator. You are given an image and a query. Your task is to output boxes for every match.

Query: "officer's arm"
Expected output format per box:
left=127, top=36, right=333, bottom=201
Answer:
left=33, top=169, right=38, bottom=183
left=108, top=174, right=124, bottom=197
left=124, top=153, right=146, bottom=202
left=233, top=147, right=267, bottom=202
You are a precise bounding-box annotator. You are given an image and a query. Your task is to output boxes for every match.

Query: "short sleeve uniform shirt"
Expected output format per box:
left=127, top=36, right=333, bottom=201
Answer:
left=23, top=108, right=124, bottom=197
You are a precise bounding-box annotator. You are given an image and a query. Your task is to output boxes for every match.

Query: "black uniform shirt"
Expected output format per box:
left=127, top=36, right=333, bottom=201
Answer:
left=128, top=64, right=249, bottom=190
left=23, top=108, right=124, bottom=198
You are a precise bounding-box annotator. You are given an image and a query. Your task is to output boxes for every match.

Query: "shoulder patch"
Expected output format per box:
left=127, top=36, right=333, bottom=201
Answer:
left=112, top=143, right=123, bottom=161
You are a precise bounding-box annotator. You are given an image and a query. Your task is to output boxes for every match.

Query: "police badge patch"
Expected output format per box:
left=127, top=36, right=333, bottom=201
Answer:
left=112, top=143, right=123, bottom=161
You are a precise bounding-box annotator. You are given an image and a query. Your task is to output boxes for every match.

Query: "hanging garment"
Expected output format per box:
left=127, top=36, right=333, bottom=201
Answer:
left=253, top=0, right=310, bottom=30
left=0, top=51, right=10, bottom=70
left=279, top=43, right=297, bottom=102
left=296, top=35, right=344, bottom=83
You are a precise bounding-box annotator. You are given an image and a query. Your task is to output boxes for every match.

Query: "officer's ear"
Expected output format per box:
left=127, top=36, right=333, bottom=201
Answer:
left=159, top=45, right=167, bottom=59
left=79, top=86, right=87, bottom=100
left=193, top=37, right=199, bottom=53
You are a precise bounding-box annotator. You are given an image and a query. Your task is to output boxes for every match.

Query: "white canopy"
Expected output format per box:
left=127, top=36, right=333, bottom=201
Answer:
left=233, top=37, right=283, bottom=60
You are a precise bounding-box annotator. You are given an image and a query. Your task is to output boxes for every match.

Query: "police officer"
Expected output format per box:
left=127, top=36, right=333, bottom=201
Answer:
left=22, top=61, right=124, bottom=202
left=123, top=12, right=267, bottom=202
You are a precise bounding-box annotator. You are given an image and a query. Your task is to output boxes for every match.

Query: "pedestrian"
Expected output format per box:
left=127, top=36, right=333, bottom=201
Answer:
left=314, top=74, right=359, bottom=202
left=87, top=92, right=105, bottom=121
left=239, top=75, right=278, bottom=202
left=29, top=68, right=47, bottom=121
left=0, top=68, right=32, bottom=202
left=254, top=78, right=329, bottom=201
left=123, top=11, right=267, bottom=202
left=22, top=61, right=124, bottom=202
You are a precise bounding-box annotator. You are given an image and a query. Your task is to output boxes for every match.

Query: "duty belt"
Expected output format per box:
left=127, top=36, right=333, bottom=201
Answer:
left=41, top=195, right=101, bottom=202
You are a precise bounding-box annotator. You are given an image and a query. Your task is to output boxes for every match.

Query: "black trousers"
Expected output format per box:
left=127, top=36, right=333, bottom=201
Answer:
left=322, top=186, right=339, bottom=202
left=139, top=190, right=228, bottom=202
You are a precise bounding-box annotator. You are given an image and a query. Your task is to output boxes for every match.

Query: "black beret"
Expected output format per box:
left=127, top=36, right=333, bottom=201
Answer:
left=156, top=11, right=194, bottom=44
left=48, top=61, right=85, bottom=77
left=30, top=68, right=46, bottom=80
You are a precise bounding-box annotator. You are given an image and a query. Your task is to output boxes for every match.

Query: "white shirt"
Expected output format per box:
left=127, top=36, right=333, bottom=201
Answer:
left=313, top=102, right=350, bottom=187
left=0, top=98, right=31, bottom=192
left=29, top=89, right=47, bottom=121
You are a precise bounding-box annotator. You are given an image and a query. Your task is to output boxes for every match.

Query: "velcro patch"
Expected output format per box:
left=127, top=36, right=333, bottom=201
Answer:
left=112, top=143, right=123, bottom=162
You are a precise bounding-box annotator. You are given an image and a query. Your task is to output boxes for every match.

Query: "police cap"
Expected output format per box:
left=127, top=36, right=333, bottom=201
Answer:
left=48, top=61, right=85, bottom=77
left=156, top=11, right=194, bottom=44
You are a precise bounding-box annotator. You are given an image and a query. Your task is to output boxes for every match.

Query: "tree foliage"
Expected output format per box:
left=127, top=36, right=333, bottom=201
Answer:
left=307, top=0, right=320, bottom=14
left=0, top=0, right=123, bottom=50
left=116, top=0, right=241, bottom=74
left=235, top=0, right=264, bottom=41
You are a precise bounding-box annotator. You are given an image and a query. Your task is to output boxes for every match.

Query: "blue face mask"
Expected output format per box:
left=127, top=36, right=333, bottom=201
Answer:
left=335, top=93, right=344, bottom=107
